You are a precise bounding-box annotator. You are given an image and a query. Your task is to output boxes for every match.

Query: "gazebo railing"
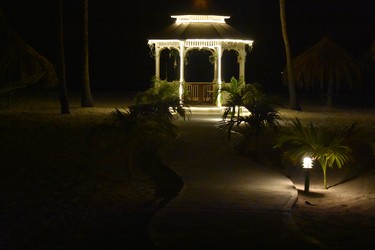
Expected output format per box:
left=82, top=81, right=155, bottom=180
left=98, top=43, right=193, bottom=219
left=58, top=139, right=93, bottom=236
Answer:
left=185, top=82, right=215, bottom=103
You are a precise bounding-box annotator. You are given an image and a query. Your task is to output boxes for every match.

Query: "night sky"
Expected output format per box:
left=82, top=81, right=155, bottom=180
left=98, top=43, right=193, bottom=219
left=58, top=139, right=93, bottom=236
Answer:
left=1, top=0, right=374, bottom=92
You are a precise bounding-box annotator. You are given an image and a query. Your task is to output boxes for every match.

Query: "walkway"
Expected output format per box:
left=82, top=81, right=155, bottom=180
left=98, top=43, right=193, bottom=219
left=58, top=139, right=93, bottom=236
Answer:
left=148, top=110, right=319, bottom=249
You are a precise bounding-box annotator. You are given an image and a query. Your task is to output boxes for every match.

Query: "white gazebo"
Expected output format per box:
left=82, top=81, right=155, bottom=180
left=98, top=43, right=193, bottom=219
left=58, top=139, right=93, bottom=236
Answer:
left=148, top=3, right=253, bottom=107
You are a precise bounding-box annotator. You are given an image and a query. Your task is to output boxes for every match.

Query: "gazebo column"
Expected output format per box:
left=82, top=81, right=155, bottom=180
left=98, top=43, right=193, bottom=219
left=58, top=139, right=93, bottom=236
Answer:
left=216, top=45, right=223, bottom=107
left=238, top=45, right=246, bottom=82
left=213, top=59, right=218, bottom=84
left=213, top=51, right=218, bottom=83
left=179, top=41, right=185, bottom=103
left=155, top=46, right=161, bottom=79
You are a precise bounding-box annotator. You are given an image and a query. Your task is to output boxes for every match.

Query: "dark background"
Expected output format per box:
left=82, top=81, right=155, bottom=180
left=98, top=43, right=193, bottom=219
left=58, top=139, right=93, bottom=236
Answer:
left=0, top=0, right=374, bottom=93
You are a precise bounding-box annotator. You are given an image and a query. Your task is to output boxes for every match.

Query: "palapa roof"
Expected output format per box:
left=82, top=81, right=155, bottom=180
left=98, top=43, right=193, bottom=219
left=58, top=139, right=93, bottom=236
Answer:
left=288, top=37, right=361, bottom=90
left=0, top=12, right=58, bottom=93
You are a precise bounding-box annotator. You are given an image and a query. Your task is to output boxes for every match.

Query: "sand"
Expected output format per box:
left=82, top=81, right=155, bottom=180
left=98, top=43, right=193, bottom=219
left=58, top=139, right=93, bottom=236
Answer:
left=275, top=106, right=375, bottom=248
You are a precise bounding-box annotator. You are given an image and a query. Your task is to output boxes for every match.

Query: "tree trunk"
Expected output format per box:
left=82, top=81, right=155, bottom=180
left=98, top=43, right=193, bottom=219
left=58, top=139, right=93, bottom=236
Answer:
left=279, top=0, right=301, bottom=111
left=81, top=0, right=94, bottom=107
left=58, top=0, right=70, bottom=114
left=320, top=159, right=328, bottom=189
left=323, top=165, right=328, bottom=189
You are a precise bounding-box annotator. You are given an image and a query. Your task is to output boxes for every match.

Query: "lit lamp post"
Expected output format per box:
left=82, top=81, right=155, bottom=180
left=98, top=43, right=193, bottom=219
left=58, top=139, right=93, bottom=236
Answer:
left=303, top=157, right=313, bottom=193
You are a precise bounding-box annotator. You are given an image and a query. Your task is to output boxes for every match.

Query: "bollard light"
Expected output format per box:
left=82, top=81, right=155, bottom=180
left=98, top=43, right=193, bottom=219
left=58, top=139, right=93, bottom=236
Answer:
left=303, top=157, right=313, bottom=169
left=303, top=157, right=313, bottom=192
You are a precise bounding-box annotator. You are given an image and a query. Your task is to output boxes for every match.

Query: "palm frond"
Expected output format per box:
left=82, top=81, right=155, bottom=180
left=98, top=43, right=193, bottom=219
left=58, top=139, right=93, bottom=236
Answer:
left=275, top=117, right=356, bottom=188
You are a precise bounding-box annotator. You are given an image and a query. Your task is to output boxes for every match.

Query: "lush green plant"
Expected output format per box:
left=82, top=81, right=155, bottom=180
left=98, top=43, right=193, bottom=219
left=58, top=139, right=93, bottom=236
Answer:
left=220, top=80, right=280, bottom=138
left=275, top=118, right=356, bottom=189
left=99, top=77, right=189, bottom=173
left=242, top=83, right=280, bottom=134
left=108, top=105, right=178, bottom=172
left=219, top=80, right=280, bottom=159
left=219, top=76, right=247, bottom=121
left=135, top=77, right=189, bottom=120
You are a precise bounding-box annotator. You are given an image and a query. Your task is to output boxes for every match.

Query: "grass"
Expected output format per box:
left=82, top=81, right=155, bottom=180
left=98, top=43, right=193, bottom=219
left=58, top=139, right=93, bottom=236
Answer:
left=0, top=91, right=183, bottom=249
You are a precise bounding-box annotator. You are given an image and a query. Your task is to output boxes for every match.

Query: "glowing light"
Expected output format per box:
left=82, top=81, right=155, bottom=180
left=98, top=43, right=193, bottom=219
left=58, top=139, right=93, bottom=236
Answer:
left=189, top=106, right=226, bottom=112
left=303, top=157, right=313, bottom=169
left=147, top=14, right=254, bottom=108
left=172, top=15, right=230, bottom=24
left=148, top=39, right=254, bottom=47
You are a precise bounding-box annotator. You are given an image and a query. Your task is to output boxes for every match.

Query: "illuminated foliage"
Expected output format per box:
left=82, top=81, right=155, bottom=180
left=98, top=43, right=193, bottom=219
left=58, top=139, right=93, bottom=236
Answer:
left=275, top=118, right=356, bottom=189
left=220, top=78, right=280, bottom=158
left=135, top=77, right=190, bottom=120
left=220, top=77, right=279, bottom=137
left=220, top=76, right=247, bottom=121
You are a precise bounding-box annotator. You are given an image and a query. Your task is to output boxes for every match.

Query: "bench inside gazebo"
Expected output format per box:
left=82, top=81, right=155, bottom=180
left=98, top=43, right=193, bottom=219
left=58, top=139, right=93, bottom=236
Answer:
left=148, top=0, right=253, bottom=107
left=186, top=82, right=214, bottom=103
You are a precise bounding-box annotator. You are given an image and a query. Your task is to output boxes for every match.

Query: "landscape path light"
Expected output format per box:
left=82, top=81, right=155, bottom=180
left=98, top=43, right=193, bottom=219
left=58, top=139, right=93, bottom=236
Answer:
left=303, top=157, right=313, bottom=193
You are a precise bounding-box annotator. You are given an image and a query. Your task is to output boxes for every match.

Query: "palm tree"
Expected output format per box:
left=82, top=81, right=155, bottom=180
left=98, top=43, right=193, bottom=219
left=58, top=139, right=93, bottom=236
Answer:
left=241, top=84, right=280, bottom=136
left=279, top=0, right=300, bottom=111
left=287, top=38, right=362, bottom=107
left=220, top=82, right=280, bottom=155
left=219, top=76, right=247, bottom=121
left=275, top=118, right=356, bottom=189
left=134, top=77, right=189, bottom=120
left=81, top=0, right=94, bottom=107
left=57, top=0, right=70, bottom=114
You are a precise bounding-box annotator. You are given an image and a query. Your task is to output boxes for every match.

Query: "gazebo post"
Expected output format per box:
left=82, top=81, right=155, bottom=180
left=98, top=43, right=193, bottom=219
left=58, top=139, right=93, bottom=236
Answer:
left=213, top=60, right=218, bottom=83
left=217, top=45, right=223, bottom=107
left=179, top=41, right=185, bottom=103
left=155, top=46, right=160, bottom=79
left=238, top=45, right=246, bottom=82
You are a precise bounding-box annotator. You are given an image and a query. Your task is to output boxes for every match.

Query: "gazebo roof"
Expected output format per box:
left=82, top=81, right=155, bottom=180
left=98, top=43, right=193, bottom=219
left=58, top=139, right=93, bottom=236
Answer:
left=150, top=19, right=251, bottom=40
left=149, top=0, right=252, bottom=41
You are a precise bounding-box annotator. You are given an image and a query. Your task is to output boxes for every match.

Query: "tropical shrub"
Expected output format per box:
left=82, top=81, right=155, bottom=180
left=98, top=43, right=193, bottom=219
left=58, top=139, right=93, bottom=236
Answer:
left=274, top=118, right=356, bottom=189
left=97, top=77, right=189, bottom=173
left=219, top=76, right=247, bottom=121
left=134, top=77, right=190, bottom=120
left=219, top=79, right=280, bottom=157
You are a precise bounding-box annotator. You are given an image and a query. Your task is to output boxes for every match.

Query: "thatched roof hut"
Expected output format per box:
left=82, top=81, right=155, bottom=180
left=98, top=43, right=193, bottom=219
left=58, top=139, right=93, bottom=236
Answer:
left=284, top=37, right=361, bottom=106
left=0, top=11, right=58, bottom=94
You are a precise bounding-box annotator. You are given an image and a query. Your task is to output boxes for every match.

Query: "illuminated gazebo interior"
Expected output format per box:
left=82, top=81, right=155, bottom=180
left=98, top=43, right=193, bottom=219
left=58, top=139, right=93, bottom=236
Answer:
left=148, top=1, right=253, bottom=106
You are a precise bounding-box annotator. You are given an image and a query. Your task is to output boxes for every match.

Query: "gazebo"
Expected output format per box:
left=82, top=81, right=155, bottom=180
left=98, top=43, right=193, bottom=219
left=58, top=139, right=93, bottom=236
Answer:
left=148, top=1, right=253, bottom=107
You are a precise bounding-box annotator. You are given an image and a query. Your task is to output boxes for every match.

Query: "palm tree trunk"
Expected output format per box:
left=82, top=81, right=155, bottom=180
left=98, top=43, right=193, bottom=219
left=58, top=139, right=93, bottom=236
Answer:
left=58, top=0, right=70, bottom=114
left=81, top=0, right=94, bottom=107
left=320, top=160, right=328, bottom=189
left=323, top=166, right=328, bottom=189
left=279, top=0, right=301, bottom=111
